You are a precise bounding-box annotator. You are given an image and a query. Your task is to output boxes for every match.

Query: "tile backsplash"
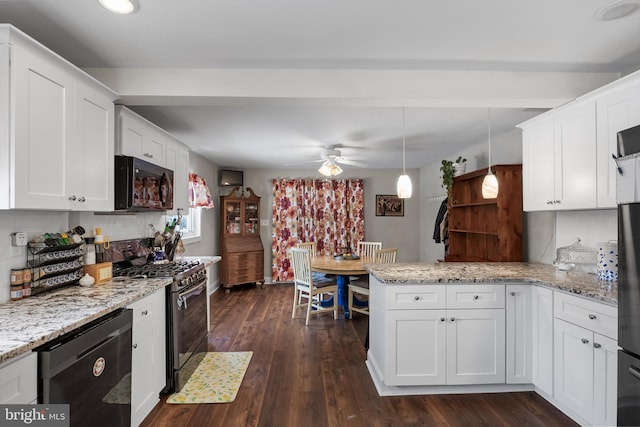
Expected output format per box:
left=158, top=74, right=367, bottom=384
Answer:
left=555, top=209, right=618, bottom=255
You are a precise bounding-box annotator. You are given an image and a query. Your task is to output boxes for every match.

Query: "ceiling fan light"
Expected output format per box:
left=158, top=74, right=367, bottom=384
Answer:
left=482, top=171, right=499, bottom=199
left=98, top=0, right=137, bottom=14
left=318, top=160, right=342, bottom=177
left=397, top=174, right=412, bottom=198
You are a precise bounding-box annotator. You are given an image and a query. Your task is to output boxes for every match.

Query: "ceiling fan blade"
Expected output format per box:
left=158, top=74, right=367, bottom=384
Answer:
left=337, top=158, right=367, bottom=168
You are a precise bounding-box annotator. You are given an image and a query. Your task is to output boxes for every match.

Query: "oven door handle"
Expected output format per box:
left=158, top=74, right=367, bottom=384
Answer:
left=177, top=280, right=206, bottom=310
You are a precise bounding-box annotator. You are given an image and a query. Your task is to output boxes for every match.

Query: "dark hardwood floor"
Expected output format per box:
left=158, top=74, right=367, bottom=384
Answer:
left=142, top=283, right=578, bottom=427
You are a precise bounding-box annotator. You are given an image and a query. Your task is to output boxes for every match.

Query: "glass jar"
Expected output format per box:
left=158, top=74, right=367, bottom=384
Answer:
left=83, top=237, right=96, bottom=265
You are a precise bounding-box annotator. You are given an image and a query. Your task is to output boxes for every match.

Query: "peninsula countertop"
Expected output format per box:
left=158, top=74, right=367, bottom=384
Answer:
left=364, top=262, right=617, bottom=306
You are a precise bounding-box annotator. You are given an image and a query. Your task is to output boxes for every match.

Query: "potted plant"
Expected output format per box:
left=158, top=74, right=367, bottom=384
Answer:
left=440, top=156, right=467, bottom=192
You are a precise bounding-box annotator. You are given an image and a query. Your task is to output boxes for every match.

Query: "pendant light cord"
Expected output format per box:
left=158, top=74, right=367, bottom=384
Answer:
left=402, top=107, right=406, bottom=174
left=487, top=108, right=492, bottom=173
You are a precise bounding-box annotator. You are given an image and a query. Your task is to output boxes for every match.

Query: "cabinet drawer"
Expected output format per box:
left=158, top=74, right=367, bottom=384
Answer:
left=386, top=285, right=446, bottom=310
left=446, top=284, right=505, bottom=309
left=554, top=291, right=617, bottom=339
left=128, top=289, right=165, bottom=332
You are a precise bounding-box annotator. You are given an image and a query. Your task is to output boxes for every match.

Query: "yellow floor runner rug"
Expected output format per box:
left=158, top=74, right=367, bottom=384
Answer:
left=167, top=351, right=253, bottom=404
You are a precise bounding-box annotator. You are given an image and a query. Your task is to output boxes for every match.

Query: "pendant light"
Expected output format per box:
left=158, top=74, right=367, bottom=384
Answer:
left=98, top=0, right=138, bottom=14
left=482, top=108, right=499, bottom=199
left=397, top=107, right=412, bottom=198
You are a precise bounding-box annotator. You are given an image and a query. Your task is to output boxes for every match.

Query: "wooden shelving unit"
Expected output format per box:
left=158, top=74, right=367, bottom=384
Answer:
left=445, top=164, right=523, bottom=262
left=219, top=187, right=264, bottom=293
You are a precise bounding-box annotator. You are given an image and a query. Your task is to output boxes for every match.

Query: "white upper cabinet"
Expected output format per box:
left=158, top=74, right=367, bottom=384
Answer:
left=0, top=25, right=116, bottom=211
left=166, top=136, right=190, bottom=214
left=595, top=79, right=640, bottom=208
left=520, top=69, right=640, bottom=212
left=116, top=106, right=167, bottom=167
left=521, top=101, right=597, bottom=211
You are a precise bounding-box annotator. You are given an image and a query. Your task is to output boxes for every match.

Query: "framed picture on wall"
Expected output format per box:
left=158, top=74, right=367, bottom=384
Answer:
left=376, top=194, right=404, bottom=216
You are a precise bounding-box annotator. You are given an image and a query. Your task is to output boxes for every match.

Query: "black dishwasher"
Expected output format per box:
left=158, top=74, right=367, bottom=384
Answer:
left=37, top=308, right=133, bottom=427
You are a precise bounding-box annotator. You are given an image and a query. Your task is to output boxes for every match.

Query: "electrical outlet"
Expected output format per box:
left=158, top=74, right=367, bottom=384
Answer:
left=10, top=232, right=27, bottom=246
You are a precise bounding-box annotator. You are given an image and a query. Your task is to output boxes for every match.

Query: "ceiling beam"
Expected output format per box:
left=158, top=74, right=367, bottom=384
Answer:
left=85, top=68, right=620, bottom=108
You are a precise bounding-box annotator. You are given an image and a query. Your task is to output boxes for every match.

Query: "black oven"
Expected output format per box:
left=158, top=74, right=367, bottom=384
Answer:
left=166, top=271, right=208, bottom=392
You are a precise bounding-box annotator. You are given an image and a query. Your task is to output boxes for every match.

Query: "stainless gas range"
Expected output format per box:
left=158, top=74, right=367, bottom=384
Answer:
left=110, top=240, right=209, bottom=393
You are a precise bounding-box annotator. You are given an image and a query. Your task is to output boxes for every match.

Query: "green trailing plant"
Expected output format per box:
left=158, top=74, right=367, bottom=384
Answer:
left=440, top=156, right=467, bottom=192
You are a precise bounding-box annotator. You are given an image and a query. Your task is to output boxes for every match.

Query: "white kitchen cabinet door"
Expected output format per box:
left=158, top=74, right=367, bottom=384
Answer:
left=0, top=352, right=37, bottom=404
left=522, top=119, right=556, bottom=211
left=12, top=42, right=76, bottom=210
left=596, top=80, right=640, bottom=208
left=384, top=309, right=447, bottom=386
left=129, top=288, right=166, bottom=427
left=592, top=333, right=617, bottom=427
left=117, top=106, right=166, bottom=166
left=506, top=284, right=532, bottom=384
left=74, top=80, right=114, bottom=211
left=553, top=101, right=597, bottom=210
left=446, top=308, right=505, bottom=385
left=531, top=285, right=553, bottom=396
left=166, top=137, right=190, bottom=214
left=553, top=319, right=594, bottom=422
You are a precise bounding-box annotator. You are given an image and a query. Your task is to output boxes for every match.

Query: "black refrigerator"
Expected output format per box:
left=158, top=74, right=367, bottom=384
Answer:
left=617, top=123, right=640, bottom=425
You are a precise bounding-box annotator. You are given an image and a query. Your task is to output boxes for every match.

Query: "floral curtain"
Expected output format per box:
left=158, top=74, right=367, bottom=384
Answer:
left=189, top=173, right=215, bottom=208
left=271, top=178, right=365, bottom=282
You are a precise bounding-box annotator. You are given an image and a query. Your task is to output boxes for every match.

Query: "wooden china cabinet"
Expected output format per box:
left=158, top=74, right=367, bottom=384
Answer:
left=445, top=164, right=523, bottom=262
left=219, top=187, right=264, bottom=293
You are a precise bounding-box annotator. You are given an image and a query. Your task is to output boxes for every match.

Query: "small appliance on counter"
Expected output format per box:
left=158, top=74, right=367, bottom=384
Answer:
left=553, top=238, right=597, bottom=274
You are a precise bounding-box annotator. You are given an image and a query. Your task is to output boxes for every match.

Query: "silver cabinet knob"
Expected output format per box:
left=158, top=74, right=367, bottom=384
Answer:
left=450, top=317, right=455, bottom=322
left=588, top=314, right=597, bottom=320
left=440, top=318, right=445, bottom=322
left=141, top=310, right=148, bottom=316
left=473, top=295, right=479, bottom=300
left=132, top=343, right=138, bottom=349
left=414, top=296, right=420, bottom=301
left=78, top=196, right=86, bottom=202
left=510, top=292, right=516, bottom=296
left=546, top=200, right=553, bottom=205
left=581, top=338, right=589, bottom=344
left=594, top=343, right=602, bottom=349
left=69, top=195, right=76, bottom=201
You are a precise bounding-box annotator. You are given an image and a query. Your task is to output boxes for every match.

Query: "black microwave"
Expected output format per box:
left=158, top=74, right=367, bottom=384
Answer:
left=115, top=156, right=174, bottom=211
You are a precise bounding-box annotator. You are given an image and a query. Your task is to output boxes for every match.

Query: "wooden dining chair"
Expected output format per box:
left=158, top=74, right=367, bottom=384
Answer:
left=290, top=247, right=338, bottom=325
left=357, top=241, right=382, bottom=260
left=348, top=248, right=398, bottom=319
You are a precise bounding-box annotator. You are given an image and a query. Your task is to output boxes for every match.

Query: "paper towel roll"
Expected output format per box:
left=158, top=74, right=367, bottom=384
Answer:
left=597, top=241, right=618, bottom=281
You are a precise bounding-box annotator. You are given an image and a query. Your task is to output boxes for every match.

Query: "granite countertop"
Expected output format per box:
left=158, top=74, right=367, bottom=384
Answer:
left=365, top=262, right=617, bottom=306
left=0, top=255, right=222, bottom=364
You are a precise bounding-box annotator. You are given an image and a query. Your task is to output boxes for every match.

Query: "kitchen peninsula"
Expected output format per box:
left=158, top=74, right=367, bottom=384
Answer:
left=364, top=262, right=617, bottom=427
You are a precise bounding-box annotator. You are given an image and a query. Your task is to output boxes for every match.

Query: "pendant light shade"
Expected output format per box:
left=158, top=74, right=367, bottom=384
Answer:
left=482, top=108, right=499, bottom=199
left=397, top=107, right=412, bottom=199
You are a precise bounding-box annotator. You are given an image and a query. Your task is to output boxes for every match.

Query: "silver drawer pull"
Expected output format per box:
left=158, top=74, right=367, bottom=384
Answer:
left=510, top=292, right=516, bottom=296
left=450, top=317, right=455, bottom=322
left=78, top=196, right=86, bottom=202
left=132, top=343, right=138, bottom=349
left=414, top=296, right=420, bottom=301
left=581, top=338, right=589, bottom=344
left=69, top=195, right=76, bottom=201
left=588, top=314, right=597, bottom=320
left=440, top=318, right=445, bottom=322
left=594, top=343, right=602, bottom=349
left=141, top=310, right=148, bottom=316
left=144, top=152, right=154, bottom=158
left=473, top=295, right=479, bottom=300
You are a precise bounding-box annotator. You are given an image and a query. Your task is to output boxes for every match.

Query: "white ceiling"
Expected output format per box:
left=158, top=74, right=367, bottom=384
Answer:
left=2, top=0, right=640, bottom=170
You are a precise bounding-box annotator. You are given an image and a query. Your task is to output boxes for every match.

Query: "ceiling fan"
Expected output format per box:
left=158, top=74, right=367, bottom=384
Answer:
left=317, top=147, right=366, bottom=176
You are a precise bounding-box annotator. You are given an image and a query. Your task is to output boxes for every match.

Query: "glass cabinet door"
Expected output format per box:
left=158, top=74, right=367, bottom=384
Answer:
left=244, top=201, right=259, bottom=235
left=225, top=200, right=242, bottom=234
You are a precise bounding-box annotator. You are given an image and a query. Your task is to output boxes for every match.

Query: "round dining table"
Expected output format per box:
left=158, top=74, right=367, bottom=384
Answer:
left=310, top=255, right=369, bottom=318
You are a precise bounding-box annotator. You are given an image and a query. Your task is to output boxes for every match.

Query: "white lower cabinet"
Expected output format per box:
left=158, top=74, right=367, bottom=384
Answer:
left=506, top=284, right=532, bottom=384
left=531, top=285, right=554, bottom=396
left=553, top=291, right=618, bottom=426
left=377, top=282, right=505, bottom=387
left=128, top=288, right=166, bottom=427
left=0, top=352, right=37, bottom=404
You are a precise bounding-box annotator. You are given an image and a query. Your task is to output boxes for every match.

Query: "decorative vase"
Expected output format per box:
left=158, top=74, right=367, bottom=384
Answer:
left=453, top=162, right=467, bottom=176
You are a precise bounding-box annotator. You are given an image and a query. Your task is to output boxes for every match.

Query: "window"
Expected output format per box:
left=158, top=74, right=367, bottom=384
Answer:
left=170, top=207, right=201, bottom=244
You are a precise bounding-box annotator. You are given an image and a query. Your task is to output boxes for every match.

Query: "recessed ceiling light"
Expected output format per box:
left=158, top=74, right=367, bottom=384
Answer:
left=98, top=0, right=138, bottom=14
left=595, top=0, right=639, bottom=21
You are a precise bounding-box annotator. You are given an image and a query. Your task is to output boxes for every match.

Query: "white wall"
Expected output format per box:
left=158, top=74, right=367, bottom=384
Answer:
left=243, top=168, right=421, bottom=283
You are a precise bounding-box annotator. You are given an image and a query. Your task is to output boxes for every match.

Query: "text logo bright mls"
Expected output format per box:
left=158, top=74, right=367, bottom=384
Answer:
left=1, top=405, right=69, bottom=426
